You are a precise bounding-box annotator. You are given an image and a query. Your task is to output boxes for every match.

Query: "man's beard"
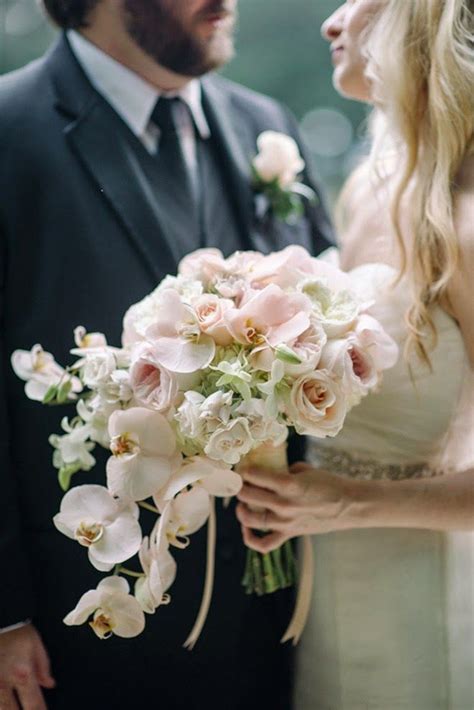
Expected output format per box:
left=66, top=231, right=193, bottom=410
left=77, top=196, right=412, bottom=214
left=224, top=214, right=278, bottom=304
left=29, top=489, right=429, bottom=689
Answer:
left=123, top=0, right=236, bottom=77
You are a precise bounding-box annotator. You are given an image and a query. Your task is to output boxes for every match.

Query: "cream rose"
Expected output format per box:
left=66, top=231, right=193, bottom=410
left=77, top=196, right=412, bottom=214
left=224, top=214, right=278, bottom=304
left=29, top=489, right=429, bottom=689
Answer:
left=129, top=346, right=178, bottom=412
left=204, top=417, right=254, bottom=465
left=288, top=370, right=347, bottom=438
left=193, top=294, right=234, bottom=346
left=253, top=131, right=305, bottom=188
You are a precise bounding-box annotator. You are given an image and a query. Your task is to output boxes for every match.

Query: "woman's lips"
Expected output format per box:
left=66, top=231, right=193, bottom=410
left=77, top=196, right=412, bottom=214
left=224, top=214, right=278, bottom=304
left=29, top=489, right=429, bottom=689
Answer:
left=331, top=47, right=345, bottom=63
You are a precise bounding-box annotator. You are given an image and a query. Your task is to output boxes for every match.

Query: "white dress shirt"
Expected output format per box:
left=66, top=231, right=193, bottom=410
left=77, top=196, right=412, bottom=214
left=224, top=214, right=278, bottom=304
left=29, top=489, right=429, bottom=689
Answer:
left=67, top=30, right=211, bottom=192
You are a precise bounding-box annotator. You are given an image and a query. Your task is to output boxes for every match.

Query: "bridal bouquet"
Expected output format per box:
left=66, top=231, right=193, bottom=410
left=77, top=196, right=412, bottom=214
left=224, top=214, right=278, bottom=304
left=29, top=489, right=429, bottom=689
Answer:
left=12, top=245, right=398, bottom=645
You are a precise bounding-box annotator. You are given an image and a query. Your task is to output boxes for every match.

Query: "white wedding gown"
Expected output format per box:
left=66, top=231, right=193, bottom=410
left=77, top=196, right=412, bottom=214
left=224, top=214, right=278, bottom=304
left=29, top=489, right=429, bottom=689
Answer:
left=295, top=262, right=474, bottom=710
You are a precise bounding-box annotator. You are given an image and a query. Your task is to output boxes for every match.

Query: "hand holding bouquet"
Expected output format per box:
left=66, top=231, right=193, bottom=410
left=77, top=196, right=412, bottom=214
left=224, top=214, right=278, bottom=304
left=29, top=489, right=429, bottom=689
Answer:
left=13, top=245, right=398, bottom=644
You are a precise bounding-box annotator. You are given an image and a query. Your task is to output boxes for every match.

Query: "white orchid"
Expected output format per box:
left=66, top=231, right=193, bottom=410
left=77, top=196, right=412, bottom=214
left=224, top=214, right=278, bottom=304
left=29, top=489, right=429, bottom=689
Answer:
left=11, top=344, right=82, bottom=402
left=49, top=417, right=96, bottom=472
left=135, top=537, right=177, bottom=614
left=73, top=326, right=108, bottom=349
left=106, top=407, right=181, bottom=502
left=53, top=484, right=142, bottom=572
left=76, top=396, right=119, bottom=448
left=155, top=487, right=212, bottom=550
left=157, top=456, right=242, bottom=503
left=64, top=576, right=145, bottom=639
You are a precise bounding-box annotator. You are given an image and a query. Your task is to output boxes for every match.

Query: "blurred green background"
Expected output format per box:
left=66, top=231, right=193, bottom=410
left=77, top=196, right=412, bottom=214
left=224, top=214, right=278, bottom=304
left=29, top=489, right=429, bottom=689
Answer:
left=0, top=0, right=368, bottom=203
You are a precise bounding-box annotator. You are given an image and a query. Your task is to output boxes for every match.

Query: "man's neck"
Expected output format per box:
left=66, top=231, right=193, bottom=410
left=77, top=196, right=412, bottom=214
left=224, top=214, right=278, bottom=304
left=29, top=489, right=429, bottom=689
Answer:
left=79, top=27, right=192, bottom=93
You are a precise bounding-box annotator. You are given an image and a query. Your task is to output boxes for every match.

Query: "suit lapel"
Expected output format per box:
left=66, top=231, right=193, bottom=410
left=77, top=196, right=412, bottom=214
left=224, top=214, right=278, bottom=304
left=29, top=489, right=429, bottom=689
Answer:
left=48, top=35, right=178, bottom=283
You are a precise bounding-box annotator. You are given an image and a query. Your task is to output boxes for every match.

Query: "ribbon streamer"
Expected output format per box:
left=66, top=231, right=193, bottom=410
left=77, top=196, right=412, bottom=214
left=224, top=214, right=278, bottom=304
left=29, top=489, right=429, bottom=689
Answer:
left=281, top=535, right=314, bottom=645
left=183, top=496, right=217, bottom=650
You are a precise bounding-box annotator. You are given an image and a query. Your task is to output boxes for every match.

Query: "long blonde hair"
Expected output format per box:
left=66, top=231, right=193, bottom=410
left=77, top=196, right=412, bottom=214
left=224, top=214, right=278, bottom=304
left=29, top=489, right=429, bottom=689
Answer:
left=344, top=0, right=474, bottom=364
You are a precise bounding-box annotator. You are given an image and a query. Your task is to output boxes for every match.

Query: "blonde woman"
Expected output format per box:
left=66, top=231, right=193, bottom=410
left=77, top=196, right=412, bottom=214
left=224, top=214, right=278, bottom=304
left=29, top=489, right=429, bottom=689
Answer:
left=236, top=1, right=474, bottom=707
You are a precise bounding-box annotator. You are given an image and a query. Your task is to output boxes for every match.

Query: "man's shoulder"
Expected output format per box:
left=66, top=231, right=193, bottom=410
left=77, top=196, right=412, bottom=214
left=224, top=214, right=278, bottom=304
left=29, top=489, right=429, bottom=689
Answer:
left=205, top=74, right=293, bottom=126
left=0, top=57, right=52, bottom=128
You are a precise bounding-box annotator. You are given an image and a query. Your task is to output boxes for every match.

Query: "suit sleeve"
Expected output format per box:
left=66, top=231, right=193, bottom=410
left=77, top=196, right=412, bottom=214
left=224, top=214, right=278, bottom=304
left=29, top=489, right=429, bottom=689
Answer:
left=282, top=105, right=335, bottom=251
left=0, top=223, right=36, bottom=627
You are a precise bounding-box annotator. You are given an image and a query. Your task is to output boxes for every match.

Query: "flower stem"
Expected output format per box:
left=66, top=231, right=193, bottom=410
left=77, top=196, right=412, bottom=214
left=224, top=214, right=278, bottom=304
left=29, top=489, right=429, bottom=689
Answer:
left=117, top=566, right=144, bottom=579
left=138, top=500, right=160, bottom=514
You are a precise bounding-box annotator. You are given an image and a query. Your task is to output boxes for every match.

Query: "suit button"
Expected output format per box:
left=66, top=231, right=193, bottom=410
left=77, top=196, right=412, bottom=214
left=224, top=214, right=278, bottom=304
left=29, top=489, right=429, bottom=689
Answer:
left=219, top=541, right=234, bottom=561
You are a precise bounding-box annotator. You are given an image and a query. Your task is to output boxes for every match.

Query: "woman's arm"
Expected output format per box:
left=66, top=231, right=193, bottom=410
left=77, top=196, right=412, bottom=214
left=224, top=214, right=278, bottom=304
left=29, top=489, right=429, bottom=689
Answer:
left=236, top=461, right=474, bottom=553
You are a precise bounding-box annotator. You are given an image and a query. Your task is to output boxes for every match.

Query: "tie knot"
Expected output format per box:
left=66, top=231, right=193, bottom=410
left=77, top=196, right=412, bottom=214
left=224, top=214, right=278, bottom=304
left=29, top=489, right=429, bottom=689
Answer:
left=151, top=97, right=181, bottom=135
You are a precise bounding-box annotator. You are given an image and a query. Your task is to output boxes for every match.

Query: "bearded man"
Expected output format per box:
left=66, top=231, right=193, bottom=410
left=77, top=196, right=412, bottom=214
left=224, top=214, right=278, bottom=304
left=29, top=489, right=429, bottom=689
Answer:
left=0, top=2, right=332, bottom=708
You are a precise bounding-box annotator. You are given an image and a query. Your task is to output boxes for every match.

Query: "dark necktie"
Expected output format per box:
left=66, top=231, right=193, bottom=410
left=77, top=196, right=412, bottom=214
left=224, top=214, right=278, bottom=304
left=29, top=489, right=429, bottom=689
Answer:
left=150, top=97, right=197, bottom=209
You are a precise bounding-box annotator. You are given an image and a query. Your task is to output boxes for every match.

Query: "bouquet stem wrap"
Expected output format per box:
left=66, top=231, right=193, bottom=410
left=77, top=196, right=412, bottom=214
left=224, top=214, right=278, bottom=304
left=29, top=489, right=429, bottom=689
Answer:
left=183, top=496, right=217, bottom=650
left=240, top=441, right=314, bottom=644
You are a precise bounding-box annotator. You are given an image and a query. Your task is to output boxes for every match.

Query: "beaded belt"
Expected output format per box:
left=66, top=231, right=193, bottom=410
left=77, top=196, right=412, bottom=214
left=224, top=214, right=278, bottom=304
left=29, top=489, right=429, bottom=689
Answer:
left=307, top=442, right=438, bottom=481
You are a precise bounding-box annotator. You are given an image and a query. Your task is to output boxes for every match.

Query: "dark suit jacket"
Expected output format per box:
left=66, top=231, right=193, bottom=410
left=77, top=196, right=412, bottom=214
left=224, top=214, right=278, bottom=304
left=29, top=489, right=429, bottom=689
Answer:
left=0, top=35, right=332, bottom=709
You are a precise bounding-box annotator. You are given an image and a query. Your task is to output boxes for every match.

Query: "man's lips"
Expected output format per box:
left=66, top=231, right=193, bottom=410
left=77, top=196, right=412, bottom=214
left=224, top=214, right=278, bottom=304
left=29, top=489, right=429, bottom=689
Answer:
left=202, top=11, right=233, bottom=25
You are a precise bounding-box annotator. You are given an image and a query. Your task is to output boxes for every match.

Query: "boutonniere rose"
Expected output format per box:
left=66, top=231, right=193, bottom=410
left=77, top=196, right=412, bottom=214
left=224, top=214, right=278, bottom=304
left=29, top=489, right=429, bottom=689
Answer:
left=252, top=131, right=316, bottom=223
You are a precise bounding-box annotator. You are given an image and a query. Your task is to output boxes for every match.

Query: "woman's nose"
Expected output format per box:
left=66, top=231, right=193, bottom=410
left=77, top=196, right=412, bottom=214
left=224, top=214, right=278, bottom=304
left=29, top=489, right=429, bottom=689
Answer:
left=321, top=5, right=345, bottom=42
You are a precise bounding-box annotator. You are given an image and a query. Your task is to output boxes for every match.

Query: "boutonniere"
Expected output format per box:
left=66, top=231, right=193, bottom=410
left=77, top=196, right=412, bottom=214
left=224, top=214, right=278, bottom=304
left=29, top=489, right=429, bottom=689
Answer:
left=252, top=131, right=316, bottom=224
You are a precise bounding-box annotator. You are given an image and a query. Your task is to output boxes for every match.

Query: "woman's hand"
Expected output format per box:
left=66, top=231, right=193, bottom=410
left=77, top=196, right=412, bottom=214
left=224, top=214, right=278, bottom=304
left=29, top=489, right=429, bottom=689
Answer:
left=236, top=460, right=474, bottom=551
left=236, top=461, right=360, bottom=553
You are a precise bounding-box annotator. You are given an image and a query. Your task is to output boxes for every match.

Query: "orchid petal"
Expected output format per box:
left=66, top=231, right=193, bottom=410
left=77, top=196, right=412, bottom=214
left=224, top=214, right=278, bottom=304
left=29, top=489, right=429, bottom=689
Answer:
left=97, top=576, right=130, bottom=595
left=149, top=336, right=215, bottom=374
left=90, top=514, right=142, bottom=566
left=172, top=487, right=210, bottom=535
left=109, top=407, right=176, bottom=458
left=105, top=594, right=146, bottom=638
left=63, top=590, right=100, bottom=626
left=106, top=454, right=174, bottom=502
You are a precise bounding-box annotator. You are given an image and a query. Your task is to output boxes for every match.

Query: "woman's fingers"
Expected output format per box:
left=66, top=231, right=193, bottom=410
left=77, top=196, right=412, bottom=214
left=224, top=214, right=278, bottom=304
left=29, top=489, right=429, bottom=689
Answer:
left=239, top=466, right=293, bottom=492
left=237, top=483, right=293, bottom=515
left=241, top=525, right=287, bottom=553
left=236, top=502, right=289, bottom=531
left=289, top=461, right=314, bottom=474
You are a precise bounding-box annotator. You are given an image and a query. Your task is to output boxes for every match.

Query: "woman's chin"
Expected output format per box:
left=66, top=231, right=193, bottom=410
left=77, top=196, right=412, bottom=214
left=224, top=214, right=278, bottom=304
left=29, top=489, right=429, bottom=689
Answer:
left=333, top=70, right=371, bottom=103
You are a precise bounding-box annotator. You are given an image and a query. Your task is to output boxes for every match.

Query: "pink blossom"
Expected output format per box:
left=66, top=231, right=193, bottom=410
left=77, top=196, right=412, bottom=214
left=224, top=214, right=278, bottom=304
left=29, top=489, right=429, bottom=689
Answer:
left=249, top=245, right=316, bottom=289
left=225, top=284, right=312, bottom=347
left=129, top=344, right=178, bottom=412
left=353, top=314, right=399, bottom=372
left=145, top=289, right=215, bottom=373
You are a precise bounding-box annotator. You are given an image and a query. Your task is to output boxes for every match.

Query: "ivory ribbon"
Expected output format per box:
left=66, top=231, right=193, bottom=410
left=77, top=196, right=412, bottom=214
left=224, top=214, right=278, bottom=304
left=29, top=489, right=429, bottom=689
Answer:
left=183, top=496, right=216, bottom=650
left=280, top=534, right=314, bottom=645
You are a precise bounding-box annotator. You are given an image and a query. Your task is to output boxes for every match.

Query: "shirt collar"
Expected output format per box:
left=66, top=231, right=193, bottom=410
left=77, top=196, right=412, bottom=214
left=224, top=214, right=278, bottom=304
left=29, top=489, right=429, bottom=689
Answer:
left=67, top=30, right=210, bottom=140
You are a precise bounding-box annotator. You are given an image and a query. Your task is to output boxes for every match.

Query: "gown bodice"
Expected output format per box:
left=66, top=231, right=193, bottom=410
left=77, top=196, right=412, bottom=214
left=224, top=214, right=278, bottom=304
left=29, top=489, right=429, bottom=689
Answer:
left=310, top=261, right=466, bottom=472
